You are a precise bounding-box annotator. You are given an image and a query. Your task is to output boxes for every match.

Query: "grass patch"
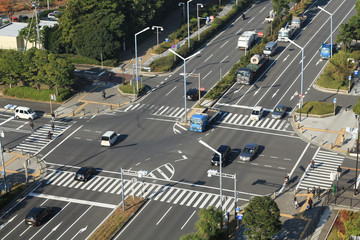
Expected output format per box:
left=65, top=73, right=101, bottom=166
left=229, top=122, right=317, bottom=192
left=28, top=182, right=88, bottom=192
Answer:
left=4, top=86, right=72, bottom=102
left=316, top=75, right=348, bottom=90
left=119, top=83, right=145, bottom=95
left=89, top=196, right=145, bottom=240
left=0, top=183, right=28, bottom=210
left=296, top=101, right=335, bottom=115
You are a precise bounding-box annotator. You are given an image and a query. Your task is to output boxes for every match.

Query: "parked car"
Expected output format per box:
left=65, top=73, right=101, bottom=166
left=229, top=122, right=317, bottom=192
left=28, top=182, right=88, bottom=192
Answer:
left=250, top=106, right=264, bottom=121
left=211, top=145, right=232, bottom=166
left=272, top=105, right=287, bottom=119
left=186, top=88, right=199, bottom=101
left=25, top=207, right=52, bottom=226
left=74, top=167, right=96, bottom=181
left=239, top=143, right=259, bottom=161
left=14, top=106, right=37, bottom=120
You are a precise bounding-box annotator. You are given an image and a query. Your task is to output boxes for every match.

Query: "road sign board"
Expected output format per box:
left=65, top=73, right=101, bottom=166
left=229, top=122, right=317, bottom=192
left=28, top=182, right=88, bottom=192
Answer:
left=1, top=171, right=3, bottom=175
left=355, top=70, right=358, bottom=75
left=349, top=75, right=352, bottom=80
left=237, top=214, right=243, bottom=220
left=210, top=15, right=214, bottom=20
left=139, top=57, right=142, bottom=61
left=206, top=16, right=209, bottom=21
left=172, top=44, right=176, bottom=48
left=165, top=38, right=169, bottom=42
left=201, top=87, right=205, bottom=91
left=333, top=98, right=337, bottom=103
left=258, top=32, right=263, bottom=37
left=236, top=207, right=240, bottom=212
left=299, top=93, right=302, bottom=98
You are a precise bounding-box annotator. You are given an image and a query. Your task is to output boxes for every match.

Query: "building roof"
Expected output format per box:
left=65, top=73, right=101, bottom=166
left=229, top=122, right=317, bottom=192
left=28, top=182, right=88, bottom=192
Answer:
left=0, top=21, right=58, bottom=37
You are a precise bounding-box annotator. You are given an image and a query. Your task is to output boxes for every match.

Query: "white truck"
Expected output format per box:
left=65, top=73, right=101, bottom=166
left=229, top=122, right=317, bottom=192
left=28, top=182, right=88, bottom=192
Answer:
left=237, top=31, right=256, bottom=50
left=265, top=10, right=276, bottom=23
left=278, top=15, right=307, bottom=42
left=291, top=15, right=307, bottom=29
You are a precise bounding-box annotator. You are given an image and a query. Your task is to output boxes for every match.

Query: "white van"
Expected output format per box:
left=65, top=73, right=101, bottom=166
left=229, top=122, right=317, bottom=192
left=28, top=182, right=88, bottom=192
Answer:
left=263, top=41, right=277, bottom=56
left=101, top=131, right=118, bottom=146
left=14, top=106, right=37, bottom=120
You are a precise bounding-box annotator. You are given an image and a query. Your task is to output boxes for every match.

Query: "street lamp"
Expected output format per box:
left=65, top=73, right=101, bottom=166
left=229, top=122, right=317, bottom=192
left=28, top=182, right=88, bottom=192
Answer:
left=151, top=26, right=164, bottom=46
left=178, top=2, right=186, bottom=23
left=180, top=72, right=201, bottom=105
left=0, top=131, right=7, bottom=192
left=199, top=140, right=223, bottom=212
left=197, top=4, right=203, bottom=41
left=288, top=39, right=304, bottom=122
left=169, top=49, right=200, bottom=123
left=187, top=0, right=192, bottom=48
left=207, top=169, right=237, bottom=219
left=135, top=27, right=150, bottom=91
left=318, top=7, right=334, bottom=58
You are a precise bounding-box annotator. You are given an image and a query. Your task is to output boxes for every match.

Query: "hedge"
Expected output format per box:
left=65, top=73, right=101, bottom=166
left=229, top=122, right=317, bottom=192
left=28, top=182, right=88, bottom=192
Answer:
left=4, top=86, right=72, bottom=102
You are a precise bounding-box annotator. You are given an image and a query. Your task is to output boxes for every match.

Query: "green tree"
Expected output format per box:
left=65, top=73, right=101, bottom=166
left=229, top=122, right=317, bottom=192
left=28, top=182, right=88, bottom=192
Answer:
left=328, top=51, right=352, bottom=83
left=0, top=50, right=23, bottom=88
left=272, top=0, right=290, bottom=16
left=196, top=206, right=223, bottom=239
left=179, top=233, right=202, bottom=240
left=242, top=196, right=281, bottom=240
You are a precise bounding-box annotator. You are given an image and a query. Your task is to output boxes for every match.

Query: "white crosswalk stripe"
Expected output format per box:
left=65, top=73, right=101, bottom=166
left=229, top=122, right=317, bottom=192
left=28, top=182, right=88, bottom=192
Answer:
left=112, top=104, right=188, bottom=119
left=297, top=150, right=345, bottom=190
left=218, top=112, right=291, bottom=131
left=45, top=170, right=244, bottom=213
left=13, top=121, right=71, bottom=154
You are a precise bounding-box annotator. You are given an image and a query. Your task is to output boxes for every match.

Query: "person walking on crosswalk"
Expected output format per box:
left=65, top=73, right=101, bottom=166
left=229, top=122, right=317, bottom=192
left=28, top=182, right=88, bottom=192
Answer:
left=310, top=159, right=315, bottom=170
left=47, top=131, right=53, bottom=140
left=30, top=120, right=34, bottom=134
left=51, top=112, right=55, bottom=122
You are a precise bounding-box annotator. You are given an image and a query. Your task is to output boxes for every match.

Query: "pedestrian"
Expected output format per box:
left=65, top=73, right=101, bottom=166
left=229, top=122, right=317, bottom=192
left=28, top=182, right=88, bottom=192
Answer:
left=294, top=197, right=298, bottom=209
left=242, top=13, right=245, bottom=20
left=47, top=131, right=52, bottom=140
left=51, top=112, right=55, bottom=122
left=102, top=90, right=106, bottom=99
left=310, top=159, right=315, bottom=169
left=51, top=122, right=55, bottom=132
left=341, top=134, right=345, bottom=146
left=337, top=165, right=342, bottom=178
left=317, top=187, right=321, bottom=200
left=30, top=120, right=34, bottom=134
left=284, top=173, right=289, bottom=185
left=308, top=197, right=313, bottom=210
left=312, top=187, right=316, bottom=197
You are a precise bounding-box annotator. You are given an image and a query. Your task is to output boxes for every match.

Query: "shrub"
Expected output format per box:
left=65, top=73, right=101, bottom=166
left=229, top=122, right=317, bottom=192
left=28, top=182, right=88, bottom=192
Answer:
left=119, top=82, right=145, bottom=94
left=4, top=86, right=72, bottom=102
left=61, top=54, right=100, bottom=65
left=296, top=101, right=335, bottom=115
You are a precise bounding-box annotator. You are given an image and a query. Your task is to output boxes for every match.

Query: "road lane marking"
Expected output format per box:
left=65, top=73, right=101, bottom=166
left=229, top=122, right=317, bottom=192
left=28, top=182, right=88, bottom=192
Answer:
left=220, top=40, right=228, bottom=48
left=28, top=193, right=117, bottom=209
left=203, top=71, right=212, bottom=80
left=181, top=210, right=196, bottom=230
left=204, top=54, right=213, bottom=62
left=166, top=86, right=177, bottom=96
left=156, top=206, right=172, bottom=225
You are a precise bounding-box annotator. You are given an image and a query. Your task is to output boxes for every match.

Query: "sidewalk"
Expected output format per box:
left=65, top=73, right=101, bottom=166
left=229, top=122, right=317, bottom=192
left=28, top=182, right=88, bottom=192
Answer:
left=0, top=151, right=46, bottom=194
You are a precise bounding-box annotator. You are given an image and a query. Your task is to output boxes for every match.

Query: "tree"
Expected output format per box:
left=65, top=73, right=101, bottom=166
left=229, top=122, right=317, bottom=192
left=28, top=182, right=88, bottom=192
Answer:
left=328, top=51, right=352, bottom=83
left=0, top=0, right=27, bottom=21
left=272, top=0, right=289, bottom=16
left=0, top=50, right=23, bottom=88
left=196, top=206, right=223, bottom=239
left=242, top=196, right=281, bottom=240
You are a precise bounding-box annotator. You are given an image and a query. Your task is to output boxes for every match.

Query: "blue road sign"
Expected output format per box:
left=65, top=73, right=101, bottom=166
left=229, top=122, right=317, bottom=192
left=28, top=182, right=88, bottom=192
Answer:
left=333, top=98, right=337, bottom=103
left=1, top=171, right=3, bottom=175
left=236, top=207, right=240, bottom=212
left=206, top=16, right=210, bottom=21
left=349, top=75, right=352, bottom=80
left=237, top=214, right=243, bottom=220
left=355, top=70, right=359, bottom=75
left=139, top=57, right=142, bottom=61
left=172, top=44, right=176, bottom=48
left=165, top=38, right=169, bottom=42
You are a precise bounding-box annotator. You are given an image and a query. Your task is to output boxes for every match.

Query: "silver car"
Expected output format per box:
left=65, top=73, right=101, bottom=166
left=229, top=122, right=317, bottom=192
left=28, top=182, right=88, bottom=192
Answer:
left=272, top=105, right=287, bottom=119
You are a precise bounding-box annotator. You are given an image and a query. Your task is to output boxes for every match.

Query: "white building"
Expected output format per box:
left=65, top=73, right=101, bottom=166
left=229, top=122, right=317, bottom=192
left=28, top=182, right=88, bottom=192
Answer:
left=0, top=21, right=57, bottom=51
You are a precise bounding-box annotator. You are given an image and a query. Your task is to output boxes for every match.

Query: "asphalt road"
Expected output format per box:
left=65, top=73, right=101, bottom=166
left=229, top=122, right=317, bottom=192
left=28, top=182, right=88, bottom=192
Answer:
left=0, top=0, right=358, bottom=239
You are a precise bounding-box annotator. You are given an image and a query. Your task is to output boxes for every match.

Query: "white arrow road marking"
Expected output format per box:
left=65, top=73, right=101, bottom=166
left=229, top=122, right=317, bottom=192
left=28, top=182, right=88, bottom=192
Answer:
left=272, top=89, right=279, bottom=98
left=0, top=214, right=17, bottom=230
left=57, top=206, right=92, bottom=240
left=254, top=87, right=261, bottom=96
left=174, top=155, right=188, bottom=162
left=71, top=226, right=87, bottom=240
left=283, top=55, right=289, bottom=62
left=43, top=222, right=62, bottom=240
left=299, top=56, right=306, bottom=64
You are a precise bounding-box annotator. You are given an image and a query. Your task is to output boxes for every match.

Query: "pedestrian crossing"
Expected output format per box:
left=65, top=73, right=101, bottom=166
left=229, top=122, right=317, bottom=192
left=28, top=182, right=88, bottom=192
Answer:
left=45, top=170, right=242, bottom=213
left=219, top=112, right=291, bottom=131
left=13, top=121, right=71, bottom=154
left=148, top=163, right=175, bottom=180
left=297, top=150, right=345, bottom=190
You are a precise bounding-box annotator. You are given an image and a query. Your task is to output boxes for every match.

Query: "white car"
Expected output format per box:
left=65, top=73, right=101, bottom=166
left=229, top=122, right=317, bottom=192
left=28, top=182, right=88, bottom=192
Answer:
left=250, top=106, right=264, bottom=121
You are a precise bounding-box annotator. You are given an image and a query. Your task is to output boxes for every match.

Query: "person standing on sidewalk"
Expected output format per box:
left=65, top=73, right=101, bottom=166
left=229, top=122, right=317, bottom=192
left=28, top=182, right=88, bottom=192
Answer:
left=307, top=197, right=313, bottom=210
left=294, top=197, right=298, bottom=209
left=51, top=112, right=55, bottom=122
left=341, top=134, right=345, bottom=146
left=102, top=90, right=106, bottom=99
left=337, top=165, right=342, bottom=178
left=30, top=120, right=34, bottom=134
left=316, top=187, right=321, bottom=200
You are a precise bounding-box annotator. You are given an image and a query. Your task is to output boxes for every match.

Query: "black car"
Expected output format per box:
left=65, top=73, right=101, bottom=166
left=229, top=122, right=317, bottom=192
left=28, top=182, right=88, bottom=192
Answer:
left=211, top=145, right=232, bottom=166
left=239, top=143, right=259, bottom=161
left=25, top=207, right=52, bottom=226
left=186, top=88, right=199, bottom=101
left=74, top=167, right=96, bottom=181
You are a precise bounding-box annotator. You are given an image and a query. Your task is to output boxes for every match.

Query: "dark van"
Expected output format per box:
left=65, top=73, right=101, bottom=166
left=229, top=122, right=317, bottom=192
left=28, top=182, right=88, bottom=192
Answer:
left=211, top=145, right=232, bottom=166
left=25, top=207, right=52, bottom=226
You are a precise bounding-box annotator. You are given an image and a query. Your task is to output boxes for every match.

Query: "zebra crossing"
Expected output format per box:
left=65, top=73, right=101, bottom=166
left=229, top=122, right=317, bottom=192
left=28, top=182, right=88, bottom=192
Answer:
left=13, top=121, right=71, bottom=154
left=45, top=170, right=240, bottom=213
left=219, top=112, right=291, bottom=131
left=297, top=150, right=345, bottom=190
left=148, top=163, right=175, bottom=180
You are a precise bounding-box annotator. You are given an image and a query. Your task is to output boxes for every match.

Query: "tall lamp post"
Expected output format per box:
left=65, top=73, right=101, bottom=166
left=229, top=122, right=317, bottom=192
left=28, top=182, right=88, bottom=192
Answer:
left=197, top=4, right=203, bottom=41
left=0, top=131, right=7, bottom=192
left=289, top=39, right=304, bottom=122
left=178, top=2, right=186, bottom=23
left=199, top=140, right=223, bottom=212
left=318, top=7, right=333, bottom=58
left=152, top=26, right=163, bottom=46
left=135, top=27, right=150, bottom=91
left=187, top=0, right=192, bottom=48
left=121, top=168, right=148, bottom=211
left=169, top=49, right=200, bottom=123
